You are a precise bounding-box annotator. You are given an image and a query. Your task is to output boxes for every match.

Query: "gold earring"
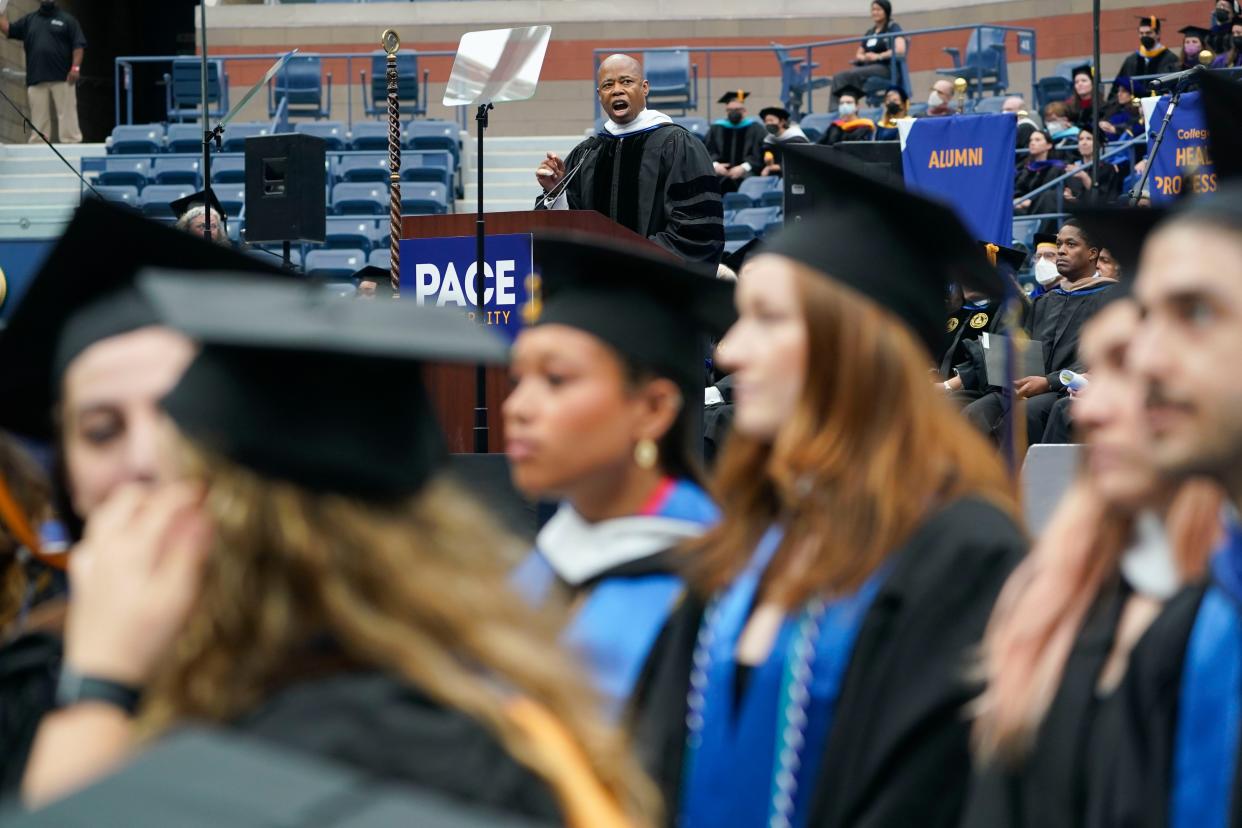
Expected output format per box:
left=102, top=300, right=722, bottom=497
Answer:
left=634, top=438, right=659, bottom=470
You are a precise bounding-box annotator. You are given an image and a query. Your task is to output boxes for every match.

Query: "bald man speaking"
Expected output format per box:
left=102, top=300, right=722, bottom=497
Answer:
left=535, top=54, right=724, bottom=264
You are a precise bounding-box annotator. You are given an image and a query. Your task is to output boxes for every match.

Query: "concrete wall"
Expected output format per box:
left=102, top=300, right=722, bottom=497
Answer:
left=0, top=0, right=37, bottom=143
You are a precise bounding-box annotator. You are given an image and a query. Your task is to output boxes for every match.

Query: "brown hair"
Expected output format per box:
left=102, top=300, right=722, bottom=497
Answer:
left=1043, top=101, right=1070, bottom=121
left=687, top=263, right=1016, bottom=608
left=138, top=440, right=659, bottom=827
left=972, top=477, right=1221, bottom=763
left=0, top=433, right=52, bottom=635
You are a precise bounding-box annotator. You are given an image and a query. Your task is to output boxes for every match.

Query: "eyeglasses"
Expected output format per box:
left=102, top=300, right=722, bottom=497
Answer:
left=599, top=77, right=639, bottom=92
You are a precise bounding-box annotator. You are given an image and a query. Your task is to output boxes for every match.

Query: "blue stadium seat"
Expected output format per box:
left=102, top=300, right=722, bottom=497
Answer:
left=139, top=184, right=196, bottom=218
left=331, top=182, right=387, bottom=215
left=772, top=43, right=830, bottom=119
left=305, top=249, right=366, bottom=280
left=95, top=158, right=151, bottom=189
left=295, top=121, right=347, bottom=151
left=349, top=121, right=392, bottom=151
left=323, top=217, right=376, bottom=252
left=406, top=120, right=459, bottom=165
left=151, top=157, right=202, bottom=186
left=971, top=96, right=1008, bottom=114
left=1053, top=58, right=1090, bottom=81
left=166, top=124, right=203, bottom=154
left=723, top=192, right=752, bottom=212
left=370, top=222, right=393, bottom=252
left=164, top=58, right=229, bottom=123
left=724, top=237, right=752, bottom=255
left=217, top=186, right=246, bottom=218
left=108, top=124, right=164, bottom=155
left=738, top=176, right=781, bottom=201
left=643, top=49, right=697, bottom=115
left=91, top=185, right=140, bottom=206
left=221, top=122, right=270, bottom=153
left=1036, top=76, right=1073, bottom=110
left=269, top=54, right=332, bottom=120
left=368, top=248, right=389, bottom=270
left=337, top=154, right=390, bottom=183
left=725, top=223, right=755, bottom=243
left=673, top=116, right=709, bottom=142
left=764, top=219, right=784, bottom=236
left=210, top=155, right=246, bottom=185
left=361, top=51, right=424, bottom=118
left=400, top=150, right=452, bottom=188
left=798, top=113, right=835, bottom=143
left=936, top=27, right=1009, bottom=98
left=758, top=189, right=783, bottom=209
left=734, top=206, right=782, bottom=235
left=400, top=183, right=448, bottom=216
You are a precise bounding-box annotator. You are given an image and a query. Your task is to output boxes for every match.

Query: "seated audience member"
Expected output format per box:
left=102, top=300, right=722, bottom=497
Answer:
left=707, top=90, right=766, bottom=193
left=1112, top=15, right=1180, bottom=98
left=754, top=106, right=809, bottom=176
left=1015, top=131, right=1065, bottom=218
left=19, top=276, right=658, bottom=827
left=1211, top=15, right=1242, bottom=66
left=963, top=219, right=1118, bottom=446
left=831, top=0, right=906, bottom=109
left=1064, top=130, right=1124, bottom=205
left=171, top=189, right=228, bottom=247
left=1208, top=0, right=1238, bottom=54
left=1042, top=101, right=1080, bottom=142
left=875, top=85, right=909, bottom=140
left=1177, top=24, right=1211, bottom=68
left=352, top=266, right=396, bottom=300
left=1004, top=95, right=1041, bottom=151
left=818, top=86, right=876, bottom=145
left=962, top=288, right=1221, bottom=828
left=1065, top=64, right=1096, bottom=132
left=1030, top=232, right=1062, bottom=298
left=1098, top=77, right=1144, bottom=140
left=921, top=78, right=957, bottom=117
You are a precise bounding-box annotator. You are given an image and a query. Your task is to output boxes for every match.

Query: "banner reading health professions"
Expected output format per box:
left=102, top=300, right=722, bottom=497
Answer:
left=1142, top=91, right=1216, bottom=204
left=898, top=113, right=1015, bottom=245
left=400, top=233, right=532, bottom=341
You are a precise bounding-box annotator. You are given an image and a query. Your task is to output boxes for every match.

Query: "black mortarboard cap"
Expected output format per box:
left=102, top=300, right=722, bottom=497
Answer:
left=885, top=84, right=910, bottom=102
left=982, top=241, right=1028, bottom=280
left=1200, top=69, right=1242, bottom=183
left=0, top=199, right=282, bottom=441
left=717, top=89, right=750, bottom=105
left=0, top=727, right=550, bottom=828
left=1070, top=63, right=1094, bottom=79
left=1032, top=232, right=1059, bottom=249
left=758, top=106, right=791, bottom=121
left=1113, top=76, right=1139, bottom=94
left=138, top=271, right=507, bottom=498
left=351, top=265, right=388, bottom=286
left=1137, top=14, right=1162, bottom=31
left=531, top=233, right=735, bottom=393
left=764, top=144, right=1001, bottom=355
left=169, top=187, right=227, bottom=231
left=835, top=84, right=866, bottom=101
left=1070, top=205, right=1170, bottom=275
left=1178, top=25, right=1213, bottom=39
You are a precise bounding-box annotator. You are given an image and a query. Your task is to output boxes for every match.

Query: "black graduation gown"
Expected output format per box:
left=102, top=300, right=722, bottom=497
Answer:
left=818, top=121, right=876, bottom=146
left=536, top=124, right=724, bottom=264
left=1112, top=49, right=1180, bottom=97
left=961, top=577, right=1128, bottom=828
left=237, top=670, right=563, bottom=822
left=706, top=121, right=766, bottom=169
left=0, top=632, right=62, bottom=798
left=939, top=300, right=1015, bottom=384
left=633, top=496, right=1026, bottom=828
left=1085, top=583, right=1242, bottom=828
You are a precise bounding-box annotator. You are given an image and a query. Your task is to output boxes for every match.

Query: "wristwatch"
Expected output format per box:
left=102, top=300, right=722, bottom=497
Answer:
left=55, top=666, right=142, bottom=715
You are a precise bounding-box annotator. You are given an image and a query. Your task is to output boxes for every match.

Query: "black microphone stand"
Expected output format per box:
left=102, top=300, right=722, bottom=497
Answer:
left=473, top=101, right=494, bottom=454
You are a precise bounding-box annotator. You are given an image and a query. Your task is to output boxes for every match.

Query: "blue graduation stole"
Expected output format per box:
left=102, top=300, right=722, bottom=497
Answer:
left=512, top=480, right=717, bottom=714
left=1170, top=519, right=1242, bottom=828
left=1053, top=284, right=1114, bottom=298
left=679, top=527, right=888, bottom=828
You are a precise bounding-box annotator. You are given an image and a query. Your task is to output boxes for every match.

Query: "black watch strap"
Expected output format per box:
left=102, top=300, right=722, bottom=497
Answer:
left=55, top=667, right=142, bottom=715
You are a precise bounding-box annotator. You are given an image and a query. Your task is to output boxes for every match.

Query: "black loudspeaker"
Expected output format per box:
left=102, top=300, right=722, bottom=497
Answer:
left=243, top=133, right=327, bottom=243
left=783, top=142, right=904, bottom=226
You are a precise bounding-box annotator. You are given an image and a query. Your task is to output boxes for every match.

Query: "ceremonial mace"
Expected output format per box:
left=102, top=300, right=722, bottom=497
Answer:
left=383, top=29, right=402, bottom=297
left=953, top=77, right=968, bottom=112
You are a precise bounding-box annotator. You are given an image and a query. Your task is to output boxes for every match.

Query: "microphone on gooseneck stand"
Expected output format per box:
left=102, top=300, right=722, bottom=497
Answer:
left=1148, top=63, right=1206, bottom=92
left=538, top=157, right=587, bottom=209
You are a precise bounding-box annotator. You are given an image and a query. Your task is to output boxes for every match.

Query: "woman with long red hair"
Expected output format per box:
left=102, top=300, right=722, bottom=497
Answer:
left=635, top=148, right=1026, bottom=828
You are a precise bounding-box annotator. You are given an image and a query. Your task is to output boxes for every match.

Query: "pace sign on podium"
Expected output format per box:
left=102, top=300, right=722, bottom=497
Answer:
left=400, top=233, right=533, bottom=341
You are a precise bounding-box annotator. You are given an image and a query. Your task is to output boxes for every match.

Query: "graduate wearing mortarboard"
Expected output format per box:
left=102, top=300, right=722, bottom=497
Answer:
left=816, top=85, right=876, bottom=146
left=1176, top=24, right=1213, bottom=69
left=706, top=90, right=767, bottom=193
left=170, top=188, right=229, bottom=246
left=0, top=200, right=284, bottom=797
left=19, top=274, right=658, bottom=827
left=634, top=145, right=1026, bottom=828
left=506, top=236, right=733, bottom=719
left=1112, top=16, right=1180, bottom=98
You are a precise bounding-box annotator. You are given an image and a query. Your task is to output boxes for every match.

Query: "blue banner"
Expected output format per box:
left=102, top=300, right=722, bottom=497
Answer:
left=1147, top=91, right=1217, bottom=204
left=899, top=113, right=1015, bottom=245
left=400, top=233, right=533, bottom=341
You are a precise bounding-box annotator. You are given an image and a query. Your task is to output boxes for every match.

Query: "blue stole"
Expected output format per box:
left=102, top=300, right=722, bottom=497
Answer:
left=512, top=480, right=717, bottom=714
left=679, top=527, right=888, bottom=828
left=1053, top=283, right=1113, bottom=297
left=1171, top=518, right=1242, bottom=828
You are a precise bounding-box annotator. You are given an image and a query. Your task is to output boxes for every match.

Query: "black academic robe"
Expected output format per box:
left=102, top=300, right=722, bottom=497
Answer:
left=1111, top=49, right=1180, bottom=97
left=536, top=124, right=724, bottom=264
left=0, top=632, right=62, bottom=798
left=1086, top=583, right=1231, bottom=828
left=818, top=120, right=876, bottom=146
left=706, top=121, right=766, bottom=169
left=962, top=577, right=1128, bottom=828
left=237, top=671, right=562, bottom=822
left=633, top=496, right=1026, bottom=828
left=750, top=130, right=811, bottom=173
left=939, top=300, right=1021, bottom=384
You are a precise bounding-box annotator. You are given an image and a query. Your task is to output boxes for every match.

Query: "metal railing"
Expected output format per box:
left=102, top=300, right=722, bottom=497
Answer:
left=593, top=23, right=1038, bottom=121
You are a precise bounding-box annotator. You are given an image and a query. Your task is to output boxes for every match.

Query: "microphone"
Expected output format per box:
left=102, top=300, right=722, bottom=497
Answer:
left=538, top=157, right=586, bottom=209
left=1148, top=63, right=1205, bottom=91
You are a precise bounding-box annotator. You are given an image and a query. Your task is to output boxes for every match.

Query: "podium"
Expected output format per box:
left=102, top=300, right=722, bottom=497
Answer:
left=402, top=209, right=670, bottom=453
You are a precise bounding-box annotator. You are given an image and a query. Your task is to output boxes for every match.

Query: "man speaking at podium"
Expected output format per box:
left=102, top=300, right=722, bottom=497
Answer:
left=534, top=53, right=724, bottom=264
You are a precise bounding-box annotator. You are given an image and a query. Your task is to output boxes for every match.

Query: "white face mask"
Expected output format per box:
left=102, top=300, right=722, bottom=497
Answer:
left=839, top=101, right=857, bottom=117
left=928, top=91, right=945, bottom=108
left=1034, top=256, right=1061, bottom=286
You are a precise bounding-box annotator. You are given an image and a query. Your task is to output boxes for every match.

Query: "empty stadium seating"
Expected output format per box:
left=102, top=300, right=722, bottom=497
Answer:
left=164, top=58, right=230, bottom=123
left=151, top=157, right=202, bottom=186
left=305, top=248, right=367, bottom=280
left=331, top=183, right=388, bottom=215
left=295, top=121, right=347, bottom=151
left=644, top=49, right=698, bottom=114
left=269, top=54, right=333, bottom=120
left=139, top=184, right=197, bottom=218
left=108, top=125, right=164, bottom=155
left=95, top=158, right=151, bottom=189
left=361, top=50, right=425, bottom=118
left=936, top=27, right=1010, bottom=98
left=399, top=183, right=449, bottom=216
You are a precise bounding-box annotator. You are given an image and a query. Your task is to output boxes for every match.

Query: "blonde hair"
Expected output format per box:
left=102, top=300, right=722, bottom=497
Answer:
left=972, top=477, right=1221, bottom=763
left=688, top=262, right=1016, bottom=608
left=139, top=439, right=659, bottom=826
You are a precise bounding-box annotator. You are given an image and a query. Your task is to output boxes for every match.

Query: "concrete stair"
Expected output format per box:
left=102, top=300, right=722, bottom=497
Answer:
left=458, top=134, right=584, bottom=214
left=0, top=142, right=101, bottom=240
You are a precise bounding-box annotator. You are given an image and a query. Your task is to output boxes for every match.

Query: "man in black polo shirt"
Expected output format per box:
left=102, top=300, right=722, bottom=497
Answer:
left=1, top=0, right=86, bottom=144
